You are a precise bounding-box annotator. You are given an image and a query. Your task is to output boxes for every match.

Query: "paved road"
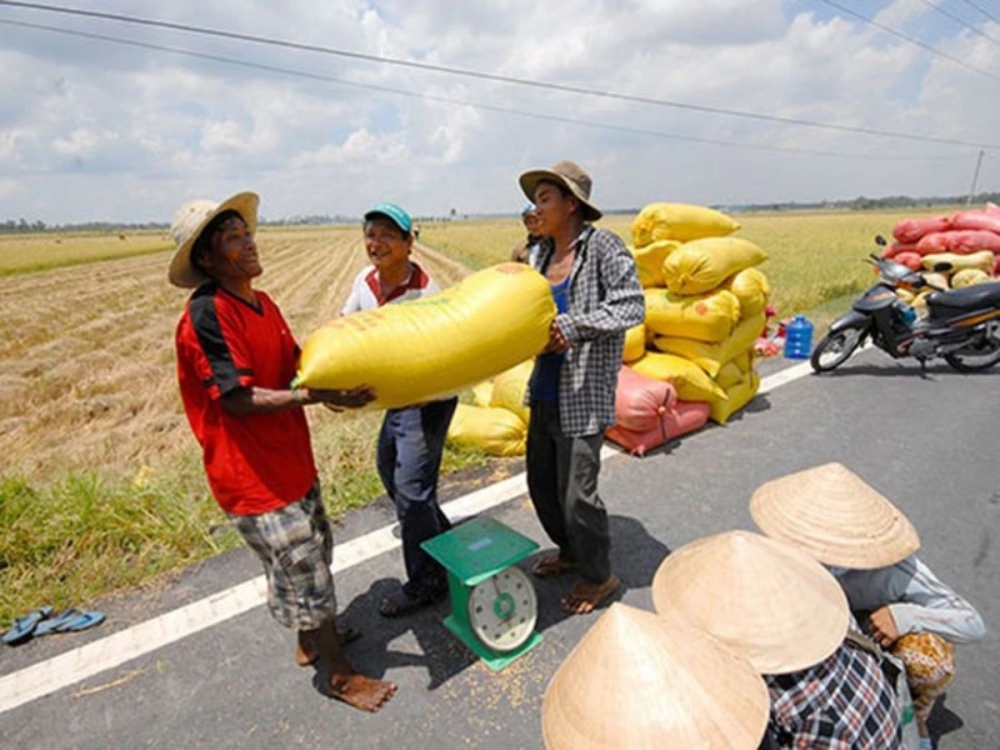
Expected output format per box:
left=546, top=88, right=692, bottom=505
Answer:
left=2, top=349, right=998, bottom=749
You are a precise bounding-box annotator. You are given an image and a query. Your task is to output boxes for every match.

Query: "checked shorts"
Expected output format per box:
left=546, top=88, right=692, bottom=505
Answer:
left=229, top=481, right=337, bottom=631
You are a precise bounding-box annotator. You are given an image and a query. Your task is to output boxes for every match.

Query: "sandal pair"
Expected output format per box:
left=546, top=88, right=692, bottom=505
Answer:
left=2, top=607, right=105, bottom=646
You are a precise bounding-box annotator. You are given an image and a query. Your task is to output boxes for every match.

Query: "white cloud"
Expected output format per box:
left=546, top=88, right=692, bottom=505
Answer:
left=0, top=0, right=997, bottom=223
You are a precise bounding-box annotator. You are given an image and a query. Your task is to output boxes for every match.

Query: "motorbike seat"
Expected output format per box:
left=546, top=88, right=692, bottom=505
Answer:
left=927, top=281, right=1000, bottom=320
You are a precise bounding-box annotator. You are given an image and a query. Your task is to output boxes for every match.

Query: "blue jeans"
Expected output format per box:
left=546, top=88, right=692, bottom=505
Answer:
left=376, top=397, right=458, bottom=600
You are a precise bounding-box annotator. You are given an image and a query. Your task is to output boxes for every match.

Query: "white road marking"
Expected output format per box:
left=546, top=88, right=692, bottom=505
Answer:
left=0, top=359, right=819, bottom=714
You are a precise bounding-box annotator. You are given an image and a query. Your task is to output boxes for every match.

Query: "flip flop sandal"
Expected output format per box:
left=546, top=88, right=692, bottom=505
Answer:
left=2, top=605, right=54, bottom=646
left=531, top=556, right=578, bottom=578
left=378, top=590, right=437, bottom=619
left=36, top=609, right=106, bottom=635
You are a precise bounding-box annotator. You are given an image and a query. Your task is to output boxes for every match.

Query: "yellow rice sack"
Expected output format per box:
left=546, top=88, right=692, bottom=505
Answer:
left=653, top=311, right=767, bottom=377
left=921, top=250, right=994, bottom=274
left=951, top=268, right=991, bottom=288
left=446, top=404, right=527, bottom=457
left=471, top=380, right=493, bottom=408
left=715, top=351, right=752, bottom=390
left=725, top=267, right=771, bottom=319
left=490, top=359, right=534, bottom=423
left=644, top=288, right=741, bottom=343
left=296, top=263, right=556, bottom=408
left=630, top=351, right=726, bottom=402
left=709, top=370, right=761, bottom=425
left=631, top=203, right=740, bottom=247
left=630, top=239, right=680, bottom=288
left=923, top=272, right=950, bottom=291
left=623, top=323, right=647, bottom=363
left=663, top=237, right=768, bottom=296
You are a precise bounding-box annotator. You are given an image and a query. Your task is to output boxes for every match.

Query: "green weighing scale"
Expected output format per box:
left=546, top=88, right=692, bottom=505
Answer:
left=421, top=516, right=543, bottom=671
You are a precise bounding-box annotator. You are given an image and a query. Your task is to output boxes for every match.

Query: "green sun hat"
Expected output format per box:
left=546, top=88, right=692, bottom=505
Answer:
left=364, top=202, right=413, bottom=235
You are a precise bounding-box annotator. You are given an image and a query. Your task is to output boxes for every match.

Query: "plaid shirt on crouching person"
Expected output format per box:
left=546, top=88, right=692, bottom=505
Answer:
left=530, top=226, right=645, bottom=436
left=764, top=638, right=903, bottom=750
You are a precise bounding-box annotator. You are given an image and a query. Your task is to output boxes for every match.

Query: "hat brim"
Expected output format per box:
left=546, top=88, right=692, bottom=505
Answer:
left=519, top=169, right=602, bottom=221
left=750, top=462, right=921, bottom=570
left=168, top=192, right=260, bottom=289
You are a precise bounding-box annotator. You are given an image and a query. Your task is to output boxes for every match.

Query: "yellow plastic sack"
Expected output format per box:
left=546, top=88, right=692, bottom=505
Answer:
left=631, top=203, right=740, bottom=247
left=644, top=288, right=741, bottom=343
left=490, top=359, right=534, bottom=423
left=471, top=380, right=493, bottom=407
left=653, top=312, right=767, bottom=377
left=715, top=351, right=752, bottom=390
left=296, top=263, right=556, bottom=408
left=951, top=268, right=991, bottom=288
left=623, top=323, right=647, bottom=363
left=726, top=267, right=771, bottom=320
left=923, top=272, right=950, bottom=291
left=921, top=250, right=994, bottom=274
left=663, top=237, right=768, bottom=296
left=630, top=352, right=726, bottom=402
left=446, top=404, right=527, bottom=457
left=630, top=239, right=680, bottom=288
left=709, top=370, right=760, bottom=425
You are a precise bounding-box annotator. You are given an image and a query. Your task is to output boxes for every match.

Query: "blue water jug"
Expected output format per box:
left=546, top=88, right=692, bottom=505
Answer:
left=784, top=315, right=814, bottom=359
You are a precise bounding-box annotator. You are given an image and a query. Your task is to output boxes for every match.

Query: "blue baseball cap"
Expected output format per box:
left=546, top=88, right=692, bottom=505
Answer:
left=364, top=202, right=412, bottom=235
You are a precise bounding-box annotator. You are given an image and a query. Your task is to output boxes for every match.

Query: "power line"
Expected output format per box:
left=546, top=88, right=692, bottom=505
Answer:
left=957, top=0, right=1000, bottom=25
left=818, top=0, right=1000, bottom=84
left=2, top=0, right=999, bottom=151
left=0, top=17, right=973, bottom=164
left=915, top=0, right=1000, bottom=47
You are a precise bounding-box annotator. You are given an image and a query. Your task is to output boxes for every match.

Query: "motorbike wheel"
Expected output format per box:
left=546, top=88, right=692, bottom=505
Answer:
left=810, top=328, right=863, bottom=373
left=944, top=323, right=1000, bottom=372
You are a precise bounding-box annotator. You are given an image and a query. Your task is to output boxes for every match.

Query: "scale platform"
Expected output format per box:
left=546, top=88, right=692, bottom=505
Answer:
left=422, top=516, right=543, bottom=671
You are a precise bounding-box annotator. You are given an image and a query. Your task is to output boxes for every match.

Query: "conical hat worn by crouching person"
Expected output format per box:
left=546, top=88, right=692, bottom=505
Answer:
left=749, top=462, right=920, bottom=569
left=651, top=530, right=850, bottom=675
left=542, top=602, right=769, bottom=750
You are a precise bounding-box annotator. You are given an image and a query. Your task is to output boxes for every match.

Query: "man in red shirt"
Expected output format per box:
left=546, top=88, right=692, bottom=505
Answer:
left=170, top=191, right=395, bottom=712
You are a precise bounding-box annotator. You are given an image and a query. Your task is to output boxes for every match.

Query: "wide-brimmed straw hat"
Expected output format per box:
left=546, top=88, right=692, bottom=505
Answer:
left=651, top=530, right=850, bottom=675
left=749, top=462, right=920, bottom=569
left=542, top=602, right=769, bottom=750
left=519, top=160, right=602, bottom=221
left=168, top=191, right=259, bottom=288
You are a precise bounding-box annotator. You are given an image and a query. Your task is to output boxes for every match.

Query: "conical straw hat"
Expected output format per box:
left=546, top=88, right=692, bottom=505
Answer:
left=651, top=530, right=849, bottom=674
left=749, top=462, right=920, bottom=569
left=542, top=603, right=769, bottom=750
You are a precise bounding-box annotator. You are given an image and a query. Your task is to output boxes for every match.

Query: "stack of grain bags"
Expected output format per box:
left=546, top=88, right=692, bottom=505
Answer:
left=606, top=203, right=770, bottom=456
left=882, top=204, right=1000, bottom=314
left=446, top=359, right=533, bottom=457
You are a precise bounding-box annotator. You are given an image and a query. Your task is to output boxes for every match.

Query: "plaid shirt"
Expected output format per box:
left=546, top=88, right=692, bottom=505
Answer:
left=530, top=226, right=645, bottom=436
left=765, top=640, right=902, bottom=749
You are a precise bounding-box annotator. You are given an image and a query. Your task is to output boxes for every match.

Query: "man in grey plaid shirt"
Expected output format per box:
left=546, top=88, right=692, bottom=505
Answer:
left=518, top=160, right=645, bottom=614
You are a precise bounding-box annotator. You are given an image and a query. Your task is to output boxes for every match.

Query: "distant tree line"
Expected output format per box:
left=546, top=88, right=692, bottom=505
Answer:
left=5, top=192, right=1000, bottom=233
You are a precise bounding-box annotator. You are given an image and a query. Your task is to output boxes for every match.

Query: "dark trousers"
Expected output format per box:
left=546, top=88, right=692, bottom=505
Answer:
left=377, top=397, right=458, bottom=600
left=526, top=399, right=611, bottom=583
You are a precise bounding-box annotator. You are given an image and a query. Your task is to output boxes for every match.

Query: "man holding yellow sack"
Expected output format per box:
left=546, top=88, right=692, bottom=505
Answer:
left=169, top=192, right=395, bottom=713
left=342, top=203, right=458, bottom=618
left=518, top=161, right=645, bottom=614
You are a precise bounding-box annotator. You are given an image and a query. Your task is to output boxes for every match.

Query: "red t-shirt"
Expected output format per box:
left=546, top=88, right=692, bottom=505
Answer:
left=175, top=285, right=316, bottom=515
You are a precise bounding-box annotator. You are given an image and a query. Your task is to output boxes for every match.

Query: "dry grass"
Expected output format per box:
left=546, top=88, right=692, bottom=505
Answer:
left=0, top=231, right=173, bottom=276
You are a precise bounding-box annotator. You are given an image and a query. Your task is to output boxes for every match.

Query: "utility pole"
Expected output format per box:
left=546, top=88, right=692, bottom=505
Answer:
left=966, top=149, right=985, bottom=205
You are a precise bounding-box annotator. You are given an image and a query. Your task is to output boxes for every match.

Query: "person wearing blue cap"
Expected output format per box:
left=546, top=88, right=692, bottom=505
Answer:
left=342, top=203, right=458, bottom=618
left=511, top=202, right=542, bottom=265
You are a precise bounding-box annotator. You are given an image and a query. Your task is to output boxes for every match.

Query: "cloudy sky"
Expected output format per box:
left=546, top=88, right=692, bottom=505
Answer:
left=1, top=0, right=999, bottom=224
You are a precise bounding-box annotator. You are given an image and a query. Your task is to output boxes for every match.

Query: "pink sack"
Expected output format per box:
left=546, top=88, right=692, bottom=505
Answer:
left=916, top=230, right=1000, bottom=255
left=882, top=242, right=918, bottom=260
left=950, top=210, right=1000, bottom=234
left=893, top=216, right=950, bottom=244
left=894, top=251, right=923, bottom=271
left=614, top=365, right=678, bottom=433
left=605, top=401, right=710, bottom=457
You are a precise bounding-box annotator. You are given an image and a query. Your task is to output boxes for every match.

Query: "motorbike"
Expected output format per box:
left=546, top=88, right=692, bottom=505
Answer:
left=810, top=236, right=1000, bottom=373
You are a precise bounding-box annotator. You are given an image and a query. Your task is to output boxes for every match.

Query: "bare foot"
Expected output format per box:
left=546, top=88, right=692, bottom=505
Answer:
left=531, top=554, right=578, bottom=578
left=328, top=671, right=397, bottom=713
left=560, top=574, right=620, bottom=614
left=297, top=624, right=360, bottom=667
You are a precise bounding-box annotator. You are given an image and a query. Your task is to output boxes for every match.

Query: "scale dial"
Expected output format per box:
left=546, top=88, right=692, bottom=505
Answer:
left=467, top=566, right=538, bottom=652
